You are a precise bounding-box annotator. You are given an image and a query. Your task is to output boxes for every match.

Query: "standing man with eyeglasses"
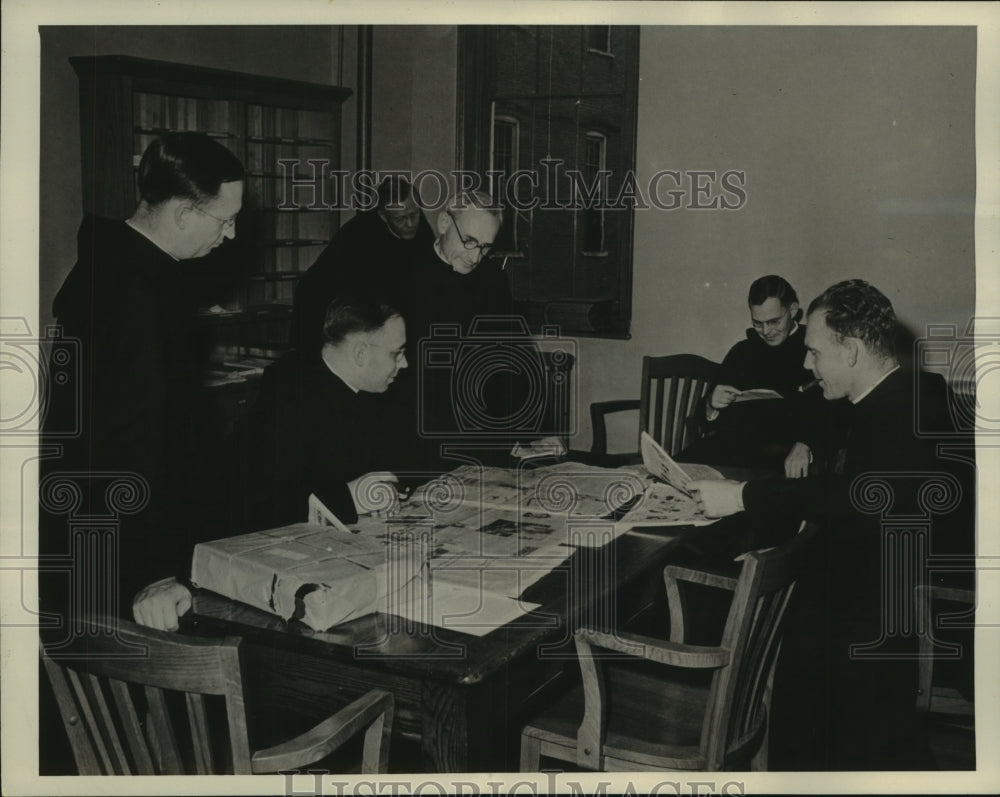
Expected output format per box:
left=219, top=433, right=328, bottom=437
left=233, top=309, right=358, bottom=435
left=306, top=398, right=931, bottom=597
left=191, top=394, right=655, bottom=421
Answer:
left=39, top=133, right=244, bottom=647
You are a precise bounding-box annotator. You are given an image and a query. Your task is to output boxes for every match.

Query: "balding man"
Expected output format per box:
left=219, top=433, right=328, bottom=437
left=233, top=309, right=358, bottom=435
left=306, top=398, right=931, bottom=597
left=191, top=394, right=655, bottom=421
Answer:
left=407, top=188, right=512, bottom=340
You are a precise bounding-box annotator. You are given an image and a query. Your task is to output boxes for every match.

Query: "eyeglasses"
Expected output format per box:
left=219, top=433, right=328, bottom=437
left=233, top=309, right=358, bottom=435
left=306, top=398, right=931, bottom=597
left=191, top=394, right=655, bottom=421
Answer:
left=446, top=211, right=493, bottom=256
left=367, top=341, right=407, bottom=363
left=751, top=309, right=790, bottom=333
left=194, top=206, right=238, bottom=231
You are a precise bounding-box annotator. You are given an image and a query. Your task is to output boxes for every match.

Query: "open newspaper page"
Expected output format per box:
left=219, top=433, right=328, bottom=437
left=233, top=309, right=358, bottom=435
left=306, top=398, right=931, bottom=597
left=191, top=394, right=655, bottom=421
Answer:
left=732, top=387, right=783, bottom=402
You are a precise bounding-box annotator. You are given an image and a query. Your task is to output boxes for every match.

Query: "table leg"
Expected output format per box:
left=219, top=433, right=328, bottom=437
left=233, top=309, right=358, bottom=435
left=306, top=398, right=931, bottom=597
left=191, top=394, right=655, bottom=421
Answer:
left=421, top=681, right=469, bottom=772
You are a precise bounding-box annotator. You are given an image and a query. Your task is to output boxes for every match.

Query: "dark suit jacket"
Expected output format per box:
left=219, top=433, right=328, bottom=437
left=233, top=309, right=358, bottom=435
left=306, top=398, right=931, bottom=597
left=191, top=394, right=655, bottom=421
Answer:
left=290, top=209, right=435, bottom=352
left=729, top=366, right=974, bottom=769
left=232, top=349, right=412, bottom=530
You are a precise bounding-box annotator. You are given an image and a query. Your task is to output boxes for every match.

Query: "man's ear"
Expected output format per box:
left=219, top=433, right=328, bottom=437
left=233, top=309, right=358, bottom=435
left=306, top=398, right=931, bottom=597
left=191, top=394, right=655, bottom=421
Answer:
left=788, top=301, right=801, bottom=322
left=844, top=337, right=860, bottom=367
left=173, top=200, right=193, bottom=230
left=352, top=339, right=369, bottom=368
left=436, top=209, right=452, bottom=236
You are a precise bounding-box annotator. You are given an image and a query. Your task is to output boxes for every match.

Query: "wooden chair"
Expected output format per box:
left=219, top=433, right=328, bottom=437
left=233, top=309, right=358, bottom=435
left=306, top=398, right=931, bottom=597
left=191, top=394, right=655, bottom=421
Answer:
left=590, top=354, right=719, bottom=464
left=520, top=522, right=818, bottom=772
left=40, top=616, right=394, bottom=775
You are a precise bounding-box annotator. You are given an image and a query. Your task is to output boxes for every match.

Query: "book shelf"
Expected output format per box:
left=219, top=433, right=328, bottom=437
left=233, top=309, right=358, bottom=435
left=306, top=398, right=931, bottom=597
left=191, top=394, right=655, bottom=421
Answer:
left=71, top=56, right=351, bottom=371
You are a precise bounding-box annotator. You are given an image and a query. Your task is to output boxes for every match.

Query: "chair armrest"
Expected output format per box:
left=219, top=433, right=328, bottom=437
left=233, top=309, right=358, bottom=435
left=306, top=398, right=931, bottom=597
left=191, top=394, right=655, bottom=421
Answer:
left=664, top=564, right=740, bottom=593
left=575, top=627, right=731, bottom=670
left=251, top=689, right=394, bottom=774
left=589, top=399, right=640, bottom=456
left=663, top=564, right=739, bottom=643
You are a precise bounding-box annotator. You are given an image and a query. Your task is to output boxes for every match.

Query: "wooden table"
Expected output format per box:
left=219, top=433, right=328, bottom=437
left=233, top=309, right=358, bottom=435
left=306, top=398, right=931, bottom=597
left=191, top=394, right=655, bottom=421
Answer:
left=186, top=526, right=689, bottom=772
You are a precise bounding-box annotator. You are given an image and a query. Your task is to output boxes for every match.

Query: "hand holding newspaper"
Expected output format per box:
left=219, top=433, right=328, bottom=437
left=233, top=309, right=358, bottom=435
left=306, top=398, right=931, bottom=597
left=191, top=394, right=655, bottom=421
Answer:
left=640, top=431, right=723, bottom=496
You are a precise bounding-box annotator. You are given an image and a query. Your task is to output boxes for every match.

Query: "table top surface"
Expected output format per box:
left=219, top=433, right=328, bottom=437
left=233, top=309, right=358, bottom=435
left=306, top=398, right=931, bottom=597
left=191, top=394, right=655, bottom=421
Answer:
left=188, top=523, right=692, bottom=686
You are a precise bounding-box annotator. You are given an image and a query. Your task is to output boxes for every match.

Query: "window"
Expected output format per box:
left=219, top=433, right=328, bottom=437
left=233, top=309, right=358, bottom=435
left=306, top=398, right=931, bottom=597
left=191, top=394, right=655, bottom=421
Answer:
left=491, top=114, right=518, bottom=180
left=586, top=26, right=613, bottom=56
left=458, top=26, right=639, bottom=337
left=490, top=113, right=523, bottom=255
left=581, top=132, right=607, bottom=255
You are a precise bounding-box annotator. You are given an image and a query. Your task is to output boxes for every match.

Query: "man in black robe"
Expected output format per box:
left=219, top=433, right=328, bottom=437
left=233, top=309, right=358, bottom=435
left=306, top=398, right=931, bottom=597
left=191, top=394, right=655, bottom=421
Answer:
left=680, top=275, right=839, bottom=474
left=41, top=132, right=245, bottom=628
left=132, top=291, right=413, bottom=630
left=688, top=280, right=974, bottom=770
left=290, top=175, right=435, bottom=353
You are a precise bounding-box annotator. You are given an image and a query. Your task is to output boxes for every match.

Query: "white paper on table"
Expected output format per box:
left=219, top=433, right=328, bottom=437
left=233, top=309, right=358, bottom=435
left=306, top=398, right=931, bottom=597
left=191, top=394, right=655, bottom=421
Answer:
left=386, top=579, right=541, bottom=637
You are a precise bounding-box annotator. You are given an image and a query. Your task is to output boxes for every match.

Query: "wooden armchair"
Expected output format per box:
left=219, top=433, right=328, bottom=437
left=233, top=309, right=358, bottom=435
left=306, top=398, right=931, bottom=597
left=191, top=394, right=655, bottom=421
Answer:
left=520, top=522, right=818, bottom=772
left=589, top=354, right=719, bottom=465
left=40, top=616, right=394, bottom=775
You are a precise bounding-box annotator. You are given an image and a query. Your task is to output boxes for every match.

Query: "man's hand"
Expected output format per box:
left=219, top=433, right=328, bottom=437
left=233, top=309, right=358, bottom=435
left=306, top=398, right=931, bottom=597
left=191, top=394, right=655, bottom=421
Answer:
left=688, top=479, right=746, bottom=518
left=349, top=471, right=402, bottom=516
left=709, top=384, right=739, bottom=411
left=133, top=577, right=192, bottom=632
left=784, top=442, right=813, bottom=478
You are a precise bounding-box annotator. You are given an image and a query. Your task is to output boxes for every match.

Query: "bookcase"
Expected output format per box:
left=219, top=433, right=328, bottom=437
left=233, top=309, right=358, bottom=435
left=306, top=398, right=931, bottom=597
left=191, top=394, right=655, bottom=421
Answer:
left=71, top=55, right=351, bottom=369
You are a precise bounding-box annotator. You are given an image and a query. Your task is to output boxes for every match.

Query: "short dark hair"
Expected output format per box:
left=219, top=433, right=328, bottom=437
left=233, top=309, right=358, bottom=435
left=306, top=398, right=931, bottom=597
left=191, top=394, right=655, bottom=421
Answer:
left=748, top=275, right=799, bottom=308
left=377, top=175, right=421, bottom=211
left=137, top=132, right=244, bottom=207
left=807, top=279, right=897, bottom=359
left=322, top=291, right=403, bottom=345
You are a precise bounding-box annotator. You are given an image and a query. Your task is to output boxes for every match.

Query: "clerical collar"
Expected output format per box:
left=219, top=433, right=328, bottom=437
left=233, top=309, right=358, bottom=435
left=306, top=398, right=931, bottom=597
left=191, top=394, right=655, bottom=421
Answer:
left=125, top=218, right=179, bottom=261
left=320, top=349, right=361, bottom=393
left=852, top=364, right=900, bottom=404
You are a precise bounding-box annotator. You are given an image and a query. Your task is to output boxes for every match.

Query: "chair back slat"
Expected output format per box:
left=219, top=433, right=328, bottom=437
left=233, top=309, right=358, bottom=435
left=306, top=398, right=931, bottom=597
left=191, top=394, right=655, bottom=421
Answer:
left=186, top=692, right=215, bottom=775
left=701, top=523, right=819, bottom=769
left=42, top=656, right=103, bottom=775
left=108, top=678, right=156, bottom=774
left=730, top=590, right=791, bottom=742
left=86, top=671, right=133, bottom=774
left=144, top=685, right=184, bottom=775
left=220, top=643, right=254, bottom=774
left=67, top=668, right=119, bottom=774
left=639, top=355, right=719, bottom=455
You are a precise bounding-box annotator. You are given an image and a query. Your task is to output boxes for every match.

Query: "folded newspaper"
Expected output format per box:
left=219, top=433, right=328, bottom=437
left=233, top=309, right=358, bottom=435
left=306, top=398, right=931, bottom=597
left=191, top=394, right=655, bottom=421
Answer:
left=732, top=388, right=783, bottom=403
left=191, top=522, right=427, bottom=631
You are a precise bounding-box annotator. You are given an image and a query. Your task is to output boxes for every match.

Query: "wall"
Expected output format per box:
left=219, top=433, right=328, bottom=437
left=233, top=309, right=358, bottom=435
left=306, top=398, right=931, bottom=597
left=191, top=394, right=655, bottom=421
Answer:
left=373, top=26, right=458, bottom=178
left=574, top=26, right=977, bottom=452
